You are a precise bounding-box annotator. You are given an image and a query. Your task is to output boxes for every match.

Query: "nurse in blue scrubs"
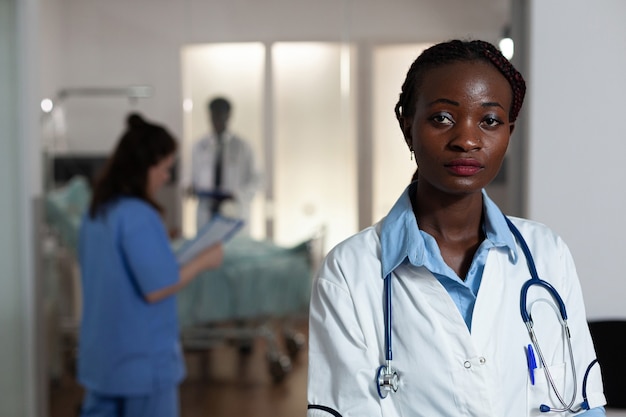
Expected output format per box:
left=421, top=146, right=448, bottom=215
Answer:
left=77, top=114, right=224, bottom=417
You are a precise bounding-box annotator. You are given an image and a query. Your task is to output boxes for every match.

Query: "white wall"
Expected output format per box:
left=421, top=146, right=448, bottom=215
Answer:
left=526, top=0, right=626, bottom=320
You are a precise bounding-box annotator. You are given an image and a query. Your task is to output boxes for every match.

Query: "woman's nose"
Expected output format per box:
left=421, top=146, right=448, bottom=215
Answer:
left=449, top=121, right=481, bottom=152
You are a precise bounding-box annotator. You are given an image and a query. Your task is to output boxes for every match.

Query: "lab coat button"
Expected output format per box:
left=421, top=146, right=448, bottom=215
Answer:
left=479, top=357, right=486, bottom=364
left=464, top=361, right=471, bottom=368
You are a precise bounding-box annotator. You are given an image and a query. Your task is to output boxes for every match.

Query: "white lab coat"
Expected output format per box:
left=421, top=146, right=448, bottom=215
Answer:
left=307, top=217, right=606, bottom=417
left=190, top=131, right=260, bottom=230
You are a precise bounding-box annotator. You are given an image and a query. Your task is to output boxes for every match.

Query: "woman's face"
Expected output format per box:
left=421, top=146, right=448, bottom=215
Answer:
left=403, top=60, right=514, bottom=197
left=147, top=153, right=175, bottom=198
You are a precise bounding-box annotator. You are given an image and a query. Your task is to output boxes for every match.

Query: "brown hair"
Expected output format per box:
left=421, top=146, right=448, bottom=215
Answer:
left=88, top=113, right=177, bottom=218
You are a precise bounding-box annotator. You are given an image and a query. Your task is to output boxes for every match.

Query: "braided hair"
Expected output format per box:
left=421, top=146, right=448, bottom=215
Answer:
left=394, top=39, right=526, bottom=128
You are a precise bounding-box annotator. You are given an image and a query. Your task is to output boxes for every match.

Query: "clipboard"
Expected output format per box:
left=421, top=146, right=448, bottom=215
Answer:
left=175, top=214, right=244, bottom=264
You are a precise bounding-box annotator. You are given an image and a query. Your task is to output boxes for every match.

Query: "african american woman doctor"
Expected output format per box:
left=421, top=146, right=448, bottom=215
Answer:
left=307, top=40, right=606, bottom=416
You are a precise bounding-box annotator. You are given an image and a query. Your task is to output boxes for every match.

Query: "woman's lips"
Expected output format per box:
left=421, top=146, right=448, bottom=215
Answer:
left=445, top=159, right=483, bottom=176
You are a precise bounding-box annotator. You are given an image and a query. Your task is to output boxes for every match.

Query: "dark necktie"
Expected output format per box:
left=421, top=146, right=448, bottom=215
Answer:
left=211, top=136, right=224, bottom=214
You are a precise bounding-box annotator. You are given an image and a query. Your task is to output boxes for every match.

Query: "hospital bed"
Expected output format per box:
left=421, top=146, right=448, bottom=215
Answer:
left=42, top=175, right=318, bottom=383
left=176, top=234, right=314, bottom=381
left=42, top=175, right=90, bottom=381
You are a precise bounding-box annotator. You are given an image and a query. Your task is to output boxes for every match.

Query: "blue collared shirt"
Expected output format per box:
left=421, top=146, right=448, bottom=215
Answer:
left=380, top=185, right=517, bottom=331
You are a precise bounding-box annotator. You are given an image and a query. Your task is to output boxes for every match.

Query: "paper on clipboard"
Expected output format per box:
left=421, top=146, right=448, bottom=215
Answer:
left=175, top=214, right=244, bottom=264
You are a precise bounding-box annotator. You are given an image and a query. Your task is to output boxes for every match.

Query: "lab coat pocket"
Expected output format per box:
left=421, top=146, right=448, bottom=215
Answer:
left=527, top=362, right=566, bottom=416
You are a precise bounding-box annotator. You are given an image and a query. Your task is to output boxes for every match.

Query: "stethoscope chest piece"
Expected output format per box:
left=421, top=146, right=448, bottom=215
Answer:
left=377, top=364, right=399, bottom=399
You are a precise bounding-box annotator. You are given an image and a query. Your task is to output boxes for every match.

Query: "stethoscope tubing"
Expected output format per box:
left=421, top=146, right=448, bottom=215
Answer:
left=505, top=217, right=581, bottom=413
left=505, top=217, right=568, bottom=323
left=533, top=322, right=579, bottom=412
left=384, top=273, right=392, bottom=362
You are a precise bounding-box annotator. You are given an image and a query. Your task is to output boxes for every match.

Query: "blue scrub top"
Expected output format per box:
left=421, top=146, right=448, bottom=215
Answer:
left=77, top=197, right=185, bottom=395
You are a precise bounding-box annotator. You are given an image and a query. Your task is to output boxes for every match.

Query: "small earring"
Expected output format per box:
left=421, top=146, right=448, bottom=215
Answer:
left=410, top=150, right=415, bottom=161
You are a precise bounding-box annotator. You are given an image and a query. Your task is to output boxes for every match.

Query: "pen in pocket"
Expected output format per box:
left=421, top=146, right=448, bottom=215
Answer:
left=526, top=344, right=537, bottom=385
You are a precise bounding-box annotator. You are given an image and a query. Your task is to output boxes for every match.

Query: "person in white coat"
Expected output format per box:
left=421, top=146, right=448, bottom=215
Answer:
left=190, top=97, right=260, bottom=231
left=307, top=40, right=607, bottom=417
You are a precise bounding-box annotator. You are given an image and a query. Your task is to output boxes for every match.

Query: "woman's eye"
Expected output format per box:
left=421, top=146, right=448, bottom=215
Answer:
left=431, top=114, right=453, bottom=125
left=482, top=117, right=502, bottom=127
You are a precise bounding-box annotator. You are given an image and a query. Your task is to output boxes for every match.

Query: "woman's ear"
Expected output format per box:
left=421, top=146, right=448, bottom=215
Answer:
left=509, top=122, right=516, bottom=135
left=399, top=117, right=413, bottom=145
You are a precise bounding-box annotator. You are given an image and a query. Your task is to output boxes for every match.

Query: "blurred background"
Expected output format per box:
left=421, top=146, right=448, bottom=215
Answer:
left=2, top=0, right=626, bottom=416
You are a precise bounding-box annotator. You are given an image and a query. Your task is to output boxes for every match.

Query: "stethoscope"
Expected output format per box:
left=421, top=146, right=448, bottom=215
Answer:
left=376, top=216, right=598, bottom=413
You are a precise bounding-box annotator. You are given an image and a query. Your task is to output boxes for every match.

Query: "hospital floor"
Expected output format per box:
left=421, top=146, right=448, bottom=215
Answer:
left=49, top=324, right=309, bottom=417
